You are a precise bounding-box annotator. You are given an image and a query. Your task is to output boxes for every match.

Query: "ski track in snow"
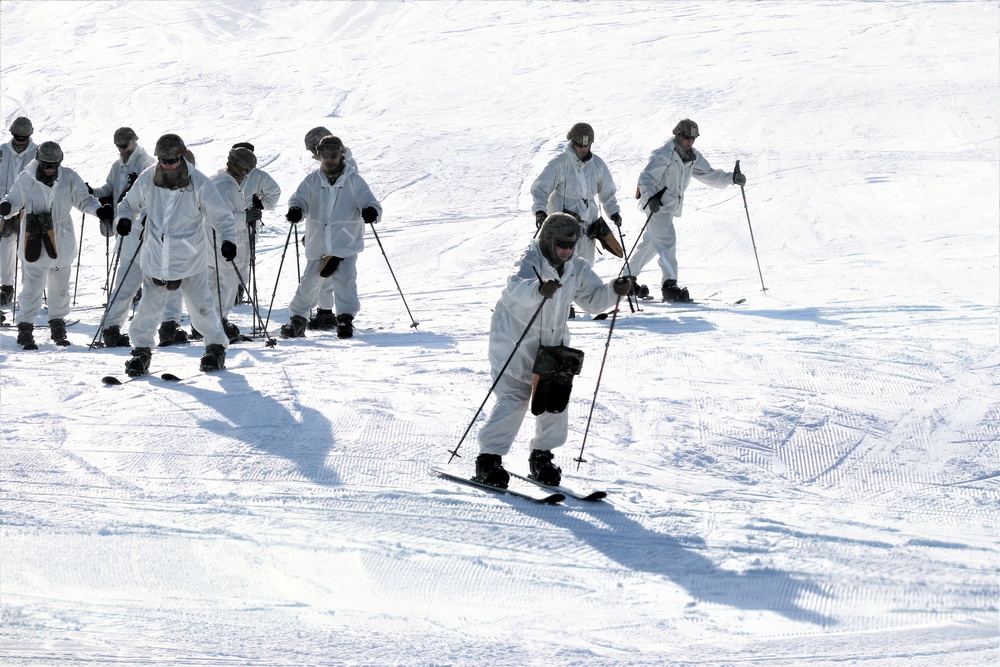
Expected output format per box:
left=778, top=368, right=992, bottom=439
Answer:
left=2, top=1, right=998, bottom=665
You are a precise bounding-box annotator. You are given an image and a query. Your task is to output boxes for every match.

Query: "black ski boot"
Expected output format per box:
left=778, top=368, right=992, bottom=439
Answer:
left=624, top=275, right=649, bottom=299
left=102, top=325, right=131, bottom=348
left=529, top=449, right=562, bottom=486
left=0, top=284, right=13, bottom=306
left=308, top=308, right=337, bottom=330
left=199, top=343, right=226, bottom=372
left=474, top=453, right=510, bottom=489
left=126, top=347, right=152, bottom=377
left=17, top=322, right=37, bottom=350
left=336, top=313, right=354, bottom=339
left=662, top=279, right=691, bottom=303
left=222, top=319, right=241, bottom=343
left=49, top=318, right=71, bottom=347
left=280, top=314, right=307, bottom=339
left=158, top=320, right=189, bottom=347
left=189, top=326, right=203, bottom=341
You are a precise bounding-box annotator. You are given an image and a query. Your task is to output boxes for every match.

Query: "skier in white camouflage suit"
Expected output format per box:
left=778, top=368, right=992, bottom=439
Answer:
left=208, top=146, right=258, bottom=342
left=632, top=119, right=746, bottom=302
left=115, top=134, right=237, bottom=376
left=92, top=127, right=157, bottom=348
left=0, top=116, right=37, bottom=309
left=530, top=122, right=622, bottom=267
left=0, top=141, right=112, bottom=349
left=280, top=135, right=381, bottom=341
left=474, top=213, right=631, bottom=489
left=302, top=126, right=359, bottom=331
left=229, top=141, right=281, bottom=310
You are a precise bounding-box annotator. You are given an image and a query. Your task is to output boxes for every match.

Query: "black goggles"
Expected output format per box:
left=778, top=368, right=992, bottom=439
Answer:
left=38, top=161, right=59, bottom=170
left=158, top=156, right=182, bottom=166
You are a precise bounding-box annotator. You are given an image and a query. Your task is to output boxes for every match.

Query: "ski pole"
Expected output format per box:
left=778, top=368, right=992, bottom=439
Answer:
left=89, top=225, right=144, bottom=349
left=614, top=222, right=639, bottom=313
left=72, top=213, right=85, bottom=305
left=231, top=262, right=277, bottom=347
left=264, top=222, right=296, bottom=333
left=368, top=222, right=419, bottom=329
left=735, top=160, right=767, bottom=293
left=293, top=224, right=302, bottom=283
left=448, top=293, right=550, bottom=463
left=574, top=294, right=621, bottom=470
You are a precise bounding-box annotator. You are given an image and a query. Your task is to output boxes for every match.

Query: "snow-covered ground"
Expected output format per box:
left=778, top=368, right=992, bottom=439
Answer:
left=1, top=1, right=998, bottom=665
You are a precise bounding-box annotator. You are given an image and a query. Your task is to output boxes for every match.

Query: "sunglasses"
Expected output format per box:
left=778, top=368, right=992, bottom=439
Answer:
left=554, top=239, right=576, bottom=250
left=680, top=134, right=697, bottom=141
left=159, top=156, right=182, bottom=165
left=115, top=142, right=131, bottom=149
left=38, top=161, right=59, bottom=170
left=572, top=141, right=591, bottom=149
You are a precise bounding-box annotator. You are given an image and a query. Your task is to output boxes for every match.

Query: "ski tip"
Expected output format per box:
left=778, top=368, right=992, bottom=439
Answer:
left=160, top=373, right=183, bottom=381
left=101, top=376, right=123, bottom=386
left=541, top=493, right=566, bottom=504
left=592, top=313, right=609, bottom=321
left=734, top=298, right=746, bottom=305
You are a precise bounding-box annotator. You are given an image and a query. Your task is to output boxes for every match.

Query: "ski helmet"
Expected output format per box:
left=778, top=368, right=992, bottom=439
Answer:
left=538, top=212, right=580, bottom=267
left=113, top=127, right=138, bottom=146
left=10, top=117, right=33, bottom=137
left=316, top=135, right=344, bottom=158
left=154, top=133, right=187, bottom=160
left=567, top=122, right=594, bottom=147
left=227, top=146, right=257, bottom=179
left=35, top=141, right=63, bottom=164
left=305, top=126, right=332, bottom=154
left=672, top=119, right=699, bottom=139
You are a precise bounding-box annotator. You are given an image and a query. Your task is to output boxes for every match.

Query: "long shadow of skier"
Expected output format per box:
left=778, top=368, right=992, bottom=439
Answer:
left=159, top=365, right=340, bottom=486
left=518, top=500, right=836, bottom=627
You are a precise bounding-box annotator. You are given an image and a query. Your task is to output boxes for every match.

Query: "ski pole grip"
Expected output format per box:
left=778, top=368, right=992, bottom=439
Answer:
left=734, top=159, right=741, bottom=176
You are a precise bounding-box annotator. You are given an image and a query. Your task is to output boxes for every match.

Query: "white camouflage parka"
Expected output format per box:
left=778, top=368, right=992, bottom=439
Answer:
left=636, top=138, right=733, bottom=217
left=287, top=162, right=381, bottom=260
left=118, top=160, right=236, bottom=281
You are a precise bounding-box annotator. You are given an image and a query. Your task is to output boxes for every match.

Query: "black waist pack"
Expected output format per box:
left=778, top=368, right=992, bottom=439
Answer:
left=530, top=344, right=584, bottom=416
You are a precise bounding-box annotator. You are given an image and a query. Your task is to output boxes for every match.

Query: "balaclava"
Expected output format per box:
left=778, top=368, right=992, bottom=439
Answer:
left=538, top=212, right=580, bottom=270
left=226, top=146, right=257, bottom=184
left=34, top=141, right=63, bottom=185
left=567, top=122, right=594, bottom=162
left=672, top=119, right=699, bottom=163
left=316, top=135, right=346, bottom=184
left=153, top=133, right=191, bottom=190
left=113, top=127, right=138, bottom=163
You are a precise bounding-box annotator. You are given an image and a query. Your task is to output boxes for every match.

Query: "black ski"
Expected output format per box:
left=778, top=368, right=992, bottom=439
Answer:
left=509, top=471, right=608, bottom=502
left=431, top=466, right=565, bottom=504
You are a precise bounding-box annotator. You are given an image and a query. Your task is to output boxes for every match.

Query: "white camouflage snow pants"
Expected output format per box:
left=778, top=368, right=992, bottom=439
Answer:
left=289, top=254, right=360, bottom=317
left=16, top=262, right=71, bottom=324
left=104, top=232, right=144, bottom=329
left=476, top=375, right=568, bottom=457
left=627, top=211, right=678, bottom=284
left=0, top=231, right=17, bottom=285
left=128, top=270, right=228, bottom=350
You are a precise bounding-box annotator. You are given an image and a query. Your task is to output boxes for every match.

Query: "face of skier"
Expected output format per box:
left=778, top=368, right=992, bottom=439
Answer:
left=553, top=237, right=576, bottom=262
left=677, top=133, right=696, bottom=150
left=571, top=139, right=591, bottom=160
left=320, top=147, right=343, bottom=172
left=116, top=138, right=136, bottom=162
left=11, top=133, right=30, bottom=152
left=158, top=155, right=183, bottom=172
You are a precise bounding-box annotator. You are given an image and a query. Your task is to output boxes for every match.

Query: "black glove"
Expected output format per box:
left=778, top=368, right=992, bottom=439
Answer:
left=539, top=279, right=560, bottom=299
left=534, top=211, right=547, bottom=228
left=646, top=194, right=662, bottom=214
left=96, top=203, right=114, bottom=222
left=127, top=172, right=138, bottom=186
left=286, top=207, right=303, bottom=223
left=117, top=218, right=132, bottom=236
left=361, top=206, right=378, bottom=224
left=98, top=195, right=114, bottom=207
left=251, top=194, right=264, bottom=210
left=733, top=172, right=747, bottom=186
left=0, top=201, right=11, bottom=217
left=613, top=277, right=631, bottom=296
left=610, top=212, right=622, bottom=227
left=220, top=240, right=237, bottom=262
left=245, top=208, right=262, bottom=225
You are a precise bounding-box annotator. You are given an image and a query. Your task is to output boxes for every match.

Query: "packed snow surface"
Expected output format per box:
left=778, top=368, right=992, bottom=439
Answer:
left=1, top=1, right=997, bottom=665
